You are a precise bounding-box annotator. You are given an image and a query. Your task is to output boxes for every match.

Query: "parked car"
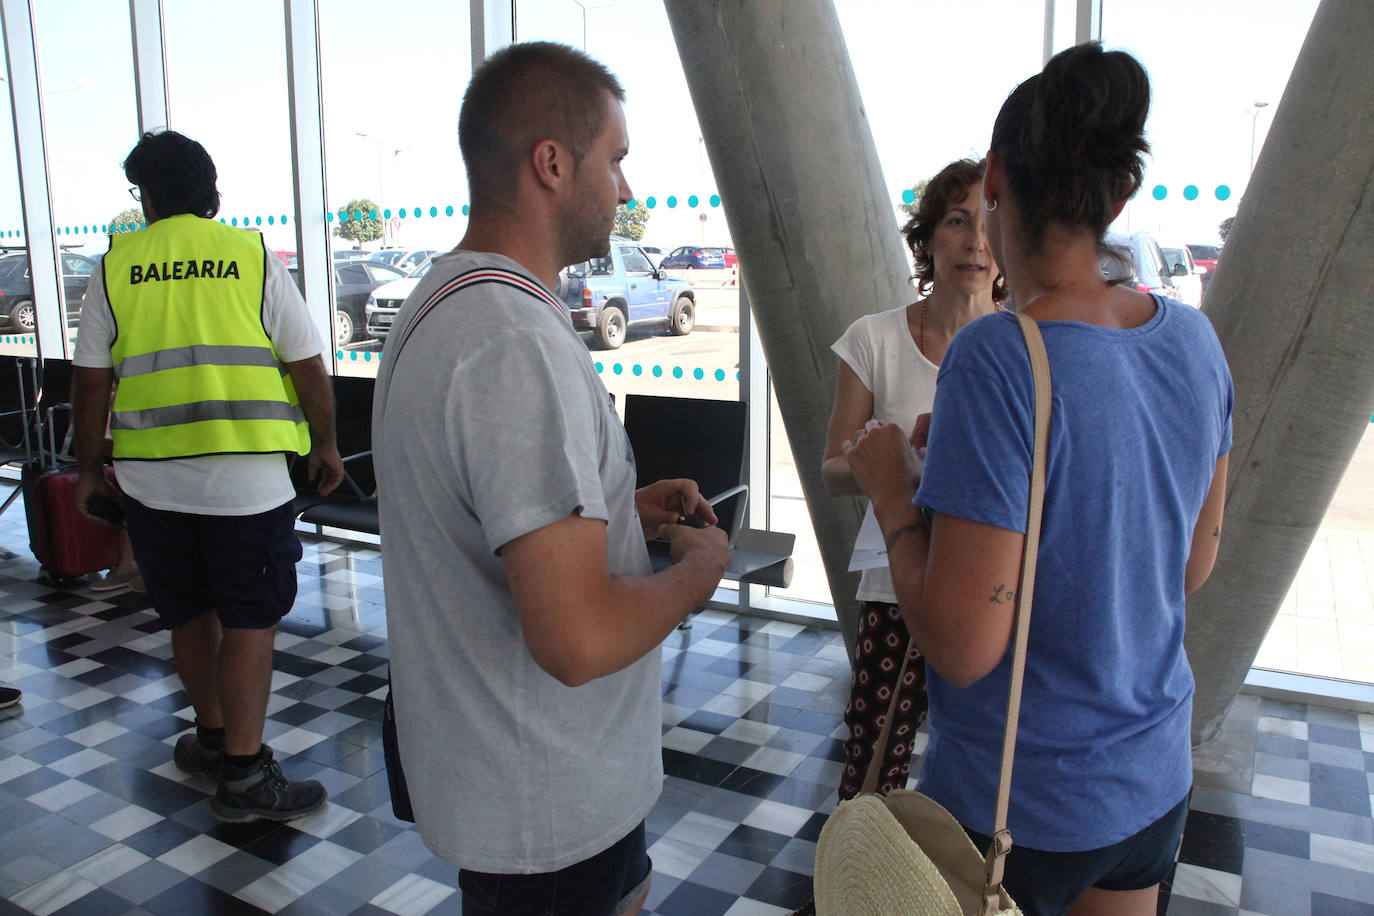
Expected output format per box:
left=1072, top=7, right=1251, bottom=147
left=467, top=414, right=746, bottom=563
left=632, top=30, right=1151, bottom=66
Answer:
left=561, top=238, right=696, bottom=349
left=1160, top=245, right=1204, bottom=308
left=290, top=261, right=405, bottom=346
left=1187, top=243, right=1222, bottom=292
left=720, top=247, right=738, bottom=268
left=364, top=257, right=435, bottom=340
left=0, top=250, right=97, bottom=331
left=274, top=250, right=299, bottom=269
left=640, top=246, right=665, bottom=267
left=659, top=245, right=726, bottom=270
left=1101, top=231, right=1180, bottom=301
left=368, top=248, right=437, bottom=274
left=333, top=249, right=373, bottom=263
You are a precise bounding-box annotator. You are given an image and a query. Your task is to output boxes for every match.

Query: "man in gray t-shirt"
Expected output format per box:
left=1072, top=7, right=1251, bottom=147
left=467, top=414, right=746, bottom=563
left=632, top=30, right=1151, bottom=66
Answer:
left=373, top=43, right=728, bottom=916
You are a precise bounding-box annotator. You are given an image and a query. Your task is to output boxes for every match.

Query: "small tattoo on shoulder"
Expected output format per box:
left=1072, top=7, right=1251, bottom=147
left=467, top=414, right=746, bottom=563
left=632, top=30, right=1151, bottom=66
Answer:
left=989, top=584, right=1015, bottom=604
left=1212, top=526, right=1220, bottom=538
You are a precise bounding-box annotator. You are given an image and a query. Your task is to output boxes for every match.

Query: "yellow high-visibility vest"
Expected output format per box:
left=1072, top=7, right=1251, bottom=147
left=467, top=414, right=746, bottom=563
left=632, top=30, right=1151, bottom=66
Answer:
left=102, top=214, right=310, bottom=460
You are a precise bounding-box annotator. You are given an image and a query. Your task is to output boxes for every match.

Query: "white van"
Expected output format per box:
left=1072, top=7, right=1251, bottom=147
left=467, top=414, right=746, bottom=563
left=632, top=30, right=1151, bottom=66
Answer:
left=1160, top=245, right=1205, bottom=308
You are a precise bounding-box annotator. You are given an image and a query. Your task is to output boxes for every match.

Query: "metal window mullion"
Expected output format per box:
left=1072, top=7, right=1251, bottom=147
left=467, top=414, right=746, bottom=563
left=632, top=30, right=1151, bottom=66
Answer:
left=129, top=0, right=168, bottom=133
left=739, top=281, right=768, bottom=612
left=283, top=0, right=333, bottom=362
left=1, top=0, right=62, bottom=359
left=473, top=0, right=514, bottom=61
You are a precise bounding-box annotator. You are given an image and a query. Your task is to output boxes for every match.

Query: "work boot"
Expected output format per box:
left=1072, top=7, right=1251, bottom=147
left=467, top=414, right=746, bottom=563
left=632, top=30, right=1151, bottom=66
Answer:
left=0, top=684, right=20, bottom=709
left=173, top=729, right=224, bottom=778
left=210, top=746, right=327, bottom=823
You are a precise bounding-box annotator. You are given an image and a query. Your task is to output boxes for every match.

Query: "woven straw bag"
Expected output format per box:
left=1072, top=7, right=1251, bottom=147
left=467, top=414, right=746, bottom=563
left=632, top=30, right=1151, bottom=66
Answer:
left=814, top=312, right=1051, bottom=916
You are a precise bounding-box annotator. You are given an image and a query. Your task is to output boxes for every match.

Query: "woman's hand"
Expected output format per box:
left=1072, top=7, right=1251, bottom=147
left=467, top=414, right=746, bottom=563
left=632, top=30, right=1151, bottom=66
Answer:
left=841, top=419, right=922, bottom=509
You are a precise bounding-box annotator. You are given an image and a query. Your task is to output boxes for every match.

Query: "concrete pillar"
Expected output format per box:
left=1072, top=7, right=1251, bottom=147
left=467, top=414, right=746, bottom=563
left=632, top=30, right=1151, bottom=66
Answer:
left=664, top=1, right=914, bottom=662
left=1188, top=0, right=1374, bottom=745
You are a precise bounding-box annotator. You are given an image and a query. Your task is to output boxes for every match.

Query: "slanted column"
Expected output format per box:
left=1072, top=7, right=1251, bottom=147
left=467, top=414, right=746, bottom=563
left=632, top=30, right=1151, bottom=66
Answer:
left=665, top=0, right=913, bottom=661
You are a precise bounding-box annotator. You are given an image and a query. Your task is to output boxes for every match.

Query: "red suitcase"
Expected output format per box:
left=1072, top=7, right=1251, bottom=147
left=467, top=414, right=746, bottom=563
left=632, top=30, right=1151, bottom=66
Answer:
left=23, top=462, right=122, bottom=582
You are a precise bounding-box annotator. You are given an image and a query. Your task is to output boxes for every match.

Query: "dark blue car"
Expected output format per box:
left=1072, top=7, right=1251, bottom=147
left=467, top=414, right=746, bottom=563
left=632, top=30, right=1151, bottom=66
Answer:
left=659, top=246, right=726, bottom=270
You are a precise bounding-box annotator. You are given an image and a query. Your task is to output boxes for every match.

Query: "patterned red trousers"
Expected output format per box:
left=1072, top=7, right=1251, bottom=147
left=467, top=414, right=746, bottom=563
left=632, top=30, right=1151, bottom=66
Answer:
left=838, top=600, right=929, bottom=800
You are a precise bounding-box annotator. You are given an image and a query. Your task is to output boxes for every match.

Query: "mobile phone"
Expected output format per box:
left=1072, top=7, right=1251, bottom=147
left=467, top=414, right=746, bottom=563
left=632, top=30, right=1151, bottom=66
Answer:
left=87, top=494, right=126, bottom=527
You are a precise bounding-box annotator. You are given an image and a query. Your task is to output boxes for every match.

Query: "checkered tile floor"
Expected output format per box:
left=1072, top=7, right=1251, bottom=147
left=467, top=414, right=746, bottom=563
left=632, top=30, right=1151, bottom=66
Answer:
left=0, top=513, right=1370, bottom=914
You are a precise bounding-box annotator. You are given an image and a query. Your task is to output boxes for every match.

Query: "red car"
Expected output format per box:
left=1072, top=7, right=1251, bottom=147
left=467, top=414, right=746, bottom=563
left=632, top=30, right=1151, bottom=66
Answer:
left=721, top=247, right=738, bottom=268
left=1187, top=244, right=1221, bottom=290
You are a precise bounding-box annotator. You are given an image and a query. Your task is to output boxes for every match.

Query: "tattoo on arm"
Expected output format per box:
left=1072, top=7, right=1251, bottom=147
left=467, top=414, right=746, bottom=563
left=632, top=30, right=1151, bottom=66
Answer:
left=989, top=584, right=1015, bottom=604
left=1212, top=526, right=1220, bottom=539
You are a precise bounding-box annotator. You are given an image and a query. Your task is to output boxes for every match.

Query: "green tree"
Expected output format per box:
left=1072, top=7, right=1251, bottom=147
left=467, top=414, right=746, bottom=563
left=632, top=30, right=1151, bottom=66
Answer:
left=612, top=204, right=649, bottom=241
left=1218, top=215, right=1235, bottom=242
left=108, top=207, right=145, bottom=234
left=334, top=198, right=383, bottom=247
left=898, top=179, right=930, bottom=219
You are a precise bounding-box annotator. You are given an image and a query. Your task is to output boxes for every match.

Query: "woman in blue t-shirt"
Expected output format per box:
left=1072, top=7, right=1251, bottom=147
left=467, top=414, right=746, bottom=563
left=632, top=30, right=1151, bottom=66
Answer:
left=843, top=43, right=1233, bottom=916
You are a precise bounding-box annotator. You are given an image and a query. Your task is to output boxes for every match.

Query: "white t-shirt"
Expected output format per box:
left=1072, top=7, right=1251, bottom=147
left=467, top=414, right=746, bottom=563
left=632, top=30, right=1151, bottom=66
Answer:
left=831, top=303, right=939, bottom=603
left=72, top=239, right=325, bottom=515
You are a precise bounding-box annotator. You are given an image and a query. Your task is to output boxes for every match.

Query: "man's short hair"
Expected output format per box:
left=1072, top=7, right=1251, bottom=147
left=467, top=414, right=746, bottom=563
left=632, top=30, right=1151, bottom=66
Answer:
left=459, top=42, right=625, bottom=208
left=123, top=130, right=220, bottom=219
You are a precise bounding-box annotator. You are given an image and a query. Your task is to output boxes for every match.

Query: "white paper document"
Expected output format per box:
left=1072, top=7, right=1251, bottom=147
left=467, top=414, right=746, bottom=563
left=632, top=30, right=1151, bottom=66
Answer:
left=847, top=504, right=889, bottom=571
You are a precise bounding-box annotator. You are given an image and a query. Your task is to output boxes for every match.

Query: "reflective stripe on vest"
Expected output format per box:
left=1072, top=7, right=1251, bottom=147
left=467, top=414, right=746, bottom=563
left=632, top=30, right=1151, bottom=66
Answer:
left=103, top=215, right=310, bottom=460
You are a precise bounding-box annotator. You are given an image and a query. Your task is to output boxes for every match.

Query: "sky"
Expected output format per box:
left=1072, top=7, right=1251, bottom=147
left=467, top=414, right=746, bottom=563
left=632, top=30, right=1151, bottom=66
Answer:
left=0, top=0, right=1320, bottom=258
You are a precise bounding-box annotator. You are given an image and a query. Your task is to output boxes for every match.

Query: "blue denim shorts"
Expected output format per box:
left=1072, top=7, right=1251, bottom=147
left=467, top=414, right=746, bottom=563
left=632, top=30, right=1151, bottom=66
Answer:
left=123, top=496, right=301, bottom=631
left=963, top=792, right=1190, bottom=916
left=458, top=822, right=651, bottom=916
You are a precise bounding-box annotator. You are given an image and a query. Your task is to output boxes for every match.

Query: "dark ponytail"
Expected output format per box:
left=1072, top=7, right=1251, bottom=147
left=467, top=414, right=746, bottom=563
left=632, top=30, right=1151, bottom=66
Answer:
left=990, top=42, right=1150, bottom=249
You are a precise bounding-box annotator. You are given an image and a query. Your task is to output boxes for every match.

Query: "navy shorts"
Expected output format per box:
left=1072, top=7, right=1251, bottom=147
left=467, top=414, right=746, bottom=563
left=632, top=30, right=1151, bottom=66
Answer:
left=458, top=822, right=651, bottom=916
left=964, top=793, right=1190, bottom=916
left=123, top=495, right=302, bottom=631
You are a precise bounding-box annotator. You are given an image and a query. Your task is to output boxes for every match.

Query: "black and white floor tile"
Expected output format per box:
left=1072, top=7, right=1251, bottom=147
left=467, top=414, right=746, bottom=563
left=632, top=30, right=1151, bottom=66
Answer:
left=0, top=516, right=1370, bottom=915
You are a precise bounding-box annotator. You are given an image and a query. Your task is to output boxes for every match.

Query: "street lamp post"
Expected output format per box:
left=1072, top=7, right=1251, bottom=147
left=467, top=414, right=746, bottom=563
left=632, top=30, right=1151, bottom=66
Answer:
left=1250, top=101, right=1270, bottom=174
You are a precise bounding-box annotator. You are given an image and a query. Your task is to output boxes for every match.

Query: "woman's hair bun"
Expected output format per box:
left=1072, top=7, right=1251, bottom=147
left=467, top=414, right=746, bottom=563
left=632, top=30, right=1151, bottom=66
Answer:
left=991, top=42, right=1151, bottom=247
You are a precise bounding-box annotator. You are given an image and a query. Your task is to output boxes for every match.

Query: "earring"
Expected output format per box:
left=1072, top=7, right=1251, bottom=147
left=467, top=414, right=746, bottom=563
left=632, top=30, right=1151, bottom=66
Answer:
left=981, top=197, right=998, bottom=213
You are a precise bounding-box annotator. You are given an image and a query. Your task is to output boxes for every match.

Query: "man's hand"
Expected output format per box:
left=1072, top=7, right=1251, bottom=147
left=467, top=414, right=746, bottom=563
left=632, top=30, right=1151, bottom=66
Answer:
left=309, top=441, right=344, bottom=496
left=842, top=419, right=922, bottom=509
left=75, top=470, right=121, bottom=529
left=635, top=478, right=717, bottom=540
left=656, top=521, right=730, bottom=574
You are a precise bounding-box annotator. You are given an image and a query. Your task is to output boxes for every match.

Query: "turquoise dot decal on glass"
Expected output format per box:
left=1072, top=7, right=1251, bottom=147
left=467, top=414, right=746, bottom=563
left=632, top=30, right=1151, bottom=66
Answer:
left=429, top=207, right=438, bottom=217
left=667, top=196, right=678, bottom=209
left=714, top=369, right=725, bottom=381
left=1152, top=185, right=1166, bottom=200
left=693, top=368, right=704, bottom=380
left=231, top=218, right=238, bottom=226
left=413, top=208, right=421, bottom=218
left=688, top=195, right=699, bottom=208
left=369, top=210, right=377, bottom=219
left=1215, top=185, right=1231, bottom=201
left=383, top=208, right=391, bottom=219
left=326, top=211, right=333, bottom=222
left=364, top=351, right=372, bottom=361
left=646, top=197, right=657, bottom=209
left=672, top=367, right=683, bottom=379
left=1184, top=185, right=1199, bottom=201
left=613, top=363, right=623, bottom=375
left=462, top=205, right=469, bottom=216
left=354, top=210, right=363, bottom=221
left=101, top=225, right=106, bottom=233
left=267, top=216, right=274, bottom=225
left=255, top=216, right=262, bottom=225
left=398, top=209, right=405, bottom=218
left=710, top=194, right=721, bottom=207
left=736, top=370, right=740, bottom=381
left=82, top=226, right=87, bottom=234
left=349, top=350, right=357, bottom=360
left=594, top=361, right=603, bottom=373
left=626, top=199, right=636, bottom=210
left=336, top=349, right=344, bottom=359
left=902, top=188, right=916, bottom=204
left=632, top=364, right=642, bottom=376
left=282, top=214, right=288, bottom=224
left=445, top=205, right=454, bottom=217
left=652, top=365, right=662, bottom=377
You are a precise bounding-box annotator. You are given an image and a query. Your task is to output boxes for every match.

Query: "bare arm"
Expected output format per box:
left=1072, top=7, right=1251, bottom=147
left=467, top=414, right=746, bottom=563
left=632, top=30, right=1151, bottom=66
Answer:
left=821, top=361, right=876, bottom=496
left=1185, top=454, right=1228, bottom=594
left=284, top=355, right=344, bottom=496
left=845, top=421, right=1022, bottom=687
left=500, top=512, right=729, bottom=687
left=72, top=366, right=118, bottom=525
